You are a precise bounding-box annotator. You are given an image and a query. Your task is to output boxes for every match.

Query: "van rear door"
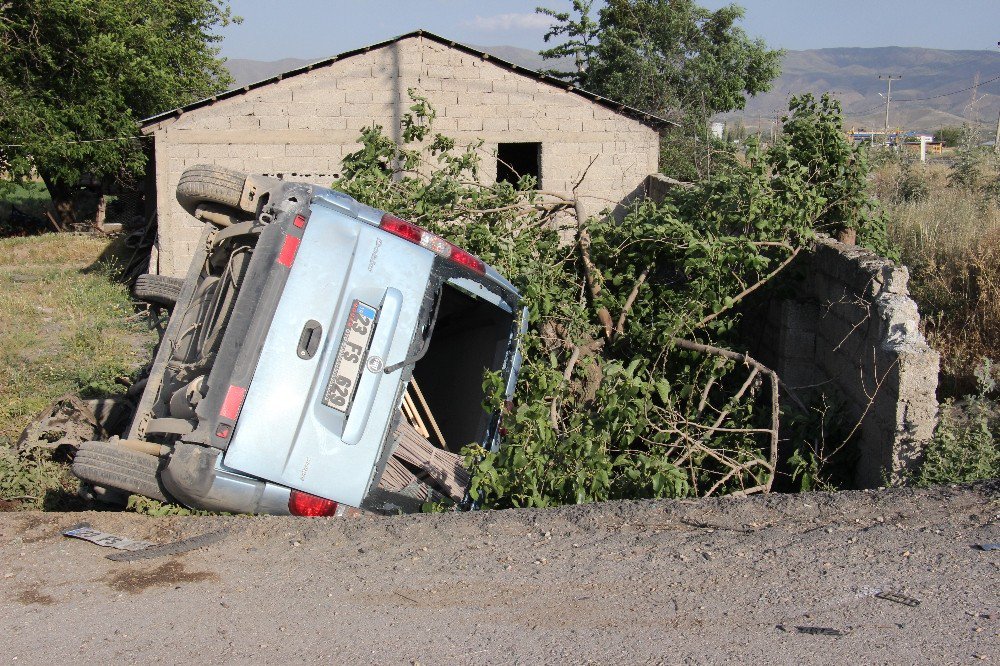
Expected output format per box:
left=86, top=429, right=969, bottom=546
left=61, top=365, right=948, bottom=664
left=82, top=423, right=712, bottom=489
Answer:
left=222, top=203, right=433, bottom=507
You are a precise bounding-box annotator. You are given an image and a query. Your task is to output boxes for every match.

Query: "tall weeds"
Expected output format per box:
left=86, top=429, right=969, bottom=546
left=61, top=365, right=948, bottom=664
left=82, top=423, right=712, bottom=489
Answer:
left=881, top=157, right=1000, bottom=396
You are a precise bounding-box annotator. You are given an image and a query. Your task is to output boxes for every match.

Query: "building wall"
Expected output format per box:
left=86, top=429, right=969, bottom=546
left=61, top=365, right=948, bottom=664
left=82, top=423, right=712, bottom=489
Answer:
left=749, top=238, right=940, bottom=488
left=145, top=35, right=660, bottom=276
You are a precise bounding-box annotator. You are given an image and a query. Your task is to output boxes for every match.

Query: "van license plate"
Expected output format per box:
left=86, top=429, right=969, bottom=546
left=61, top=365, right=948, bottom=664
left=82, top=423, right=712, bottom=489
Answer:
left=322, top=300, right=377, bottom=413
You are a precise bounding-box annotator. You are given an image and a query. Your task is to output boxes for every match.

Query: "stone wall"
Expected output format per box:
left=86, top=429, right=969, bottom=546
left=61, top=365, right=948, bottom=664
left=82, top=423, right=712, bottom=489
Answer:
left=750, top=238, right=939, bottom=488
left=143, top=35, right=660, bottom=276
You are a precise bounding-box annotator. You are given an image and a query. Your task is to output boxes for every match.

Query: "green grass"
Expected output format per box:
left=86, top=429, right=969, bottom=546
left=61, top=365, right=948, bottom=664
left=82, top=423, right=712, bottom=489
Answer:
left=0, top=233, right=155, bottom=509
left=0, top=181, right=52, bottom=226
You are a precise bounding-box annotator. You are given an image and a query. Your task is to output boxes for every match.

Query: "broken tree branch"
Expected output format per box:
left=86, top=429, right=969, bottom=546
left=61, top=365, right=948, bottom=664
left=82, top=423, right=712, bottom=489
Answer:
left=550, top=344, right=582, bottom=432
left=575, top=205, right=614, bottom=339
left=693, top=246, right=802, bottom=330
left=670, top=337, right=779, bottom=493
left=614, top=262, right=653, bottom=340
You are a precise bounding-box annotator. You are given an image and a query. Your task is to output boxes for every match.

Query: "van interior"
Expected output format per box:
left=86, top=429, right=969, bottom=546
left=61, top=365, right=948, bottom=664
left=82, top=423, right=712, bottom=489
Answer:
left=411, top=282, right=515, bottom=453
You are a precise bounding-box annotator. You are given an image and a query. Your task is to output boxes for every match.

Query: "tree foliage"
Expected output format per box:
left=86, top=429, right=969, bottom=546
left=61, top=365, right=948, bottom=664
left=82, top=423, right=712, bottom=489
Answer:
left=537, top=0, right=783, bottom=180
left=332, top=91, right=887, bottom=508
left=537, top=0, right=600, bottom=86
left=776, top=93, right=893, bottom=256
left=0, top=0, right=236, bottom=225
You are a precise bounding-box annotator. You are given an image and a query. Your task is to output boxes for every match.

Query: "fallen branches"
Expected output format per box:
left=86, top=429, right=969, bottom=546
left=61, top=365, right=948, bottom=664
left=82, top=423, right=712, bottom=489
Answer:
left=694, top=246, right=802, bottom=329
left=670, top=337, right=780, bottom=494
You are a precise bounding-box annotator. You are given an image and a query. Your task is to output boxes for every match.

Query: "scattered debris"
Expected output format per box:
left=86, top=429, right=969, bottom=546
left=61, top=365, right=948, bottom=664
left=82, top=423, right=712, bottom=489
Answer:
left=790, top=625, right=850, bottom=637
left=106, top=528, right=229, bottom=562
left=62, top=523, right=154, bottom=551
left=875, top=591, right=921, bottom=607
left=17, top=395, right=106, bottom=458
left=63, top=522, right=229, bottom=561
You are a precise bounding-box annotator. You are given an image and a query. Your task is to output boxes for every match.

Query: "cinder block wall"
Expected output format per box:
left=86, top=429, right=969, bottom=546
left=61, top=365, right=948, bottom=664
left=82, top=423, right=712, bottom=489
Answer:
left=143, top=35, right=660, bottom=276
left=752, top=238, right=940, bottom=488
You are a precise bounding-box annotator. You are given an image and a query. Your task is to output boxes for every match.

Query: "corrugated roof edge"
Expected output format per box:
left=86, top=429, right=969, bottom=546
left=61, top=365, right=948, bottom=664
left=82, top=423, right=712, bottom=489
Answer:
left=139, top=29, right=676, bottom=131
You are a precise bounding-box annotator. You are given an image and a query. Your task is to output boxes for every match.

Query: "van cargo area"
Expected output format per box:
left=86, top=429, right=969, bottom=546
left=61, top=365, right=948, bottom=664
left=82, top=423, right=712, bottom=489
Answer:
left=411, top=282, right=516, bottom=454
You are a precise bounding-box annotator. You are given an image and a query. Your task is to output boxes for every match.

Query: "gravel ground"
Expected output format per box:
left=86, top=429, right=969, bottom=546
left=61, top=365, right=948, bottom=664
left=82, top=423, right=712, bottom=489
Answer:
left=1, top=482, right=997, bottom=664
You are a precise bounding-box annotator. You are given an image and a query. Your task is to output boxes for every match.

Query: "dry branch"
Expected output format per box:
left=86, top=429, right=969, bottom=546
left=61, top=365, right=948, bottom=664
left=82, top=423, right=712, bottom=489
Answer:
left=693, top=246, right=802, bottom=329
left=670, top=337, right=780, bottom=494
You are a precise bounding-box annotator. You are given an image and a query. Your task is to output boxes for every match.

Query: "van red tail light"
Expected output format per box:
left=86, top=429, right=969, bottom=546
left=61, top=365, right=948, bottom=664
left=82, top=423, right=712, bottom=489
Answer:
left=288, top=489, right=340, bottom=517
left=379, top=213, right=485, bottom=275
left=219, top=385, right=247, bottom=421
left=276, top=234, right=301, bottom=268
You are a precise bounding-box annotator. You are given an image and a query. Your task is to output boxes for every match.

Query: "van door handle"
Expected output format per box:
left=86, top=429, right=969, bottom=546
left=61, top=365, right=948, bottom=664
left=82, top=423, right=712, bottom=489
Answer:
left=296, top=320, right=322, bottom=360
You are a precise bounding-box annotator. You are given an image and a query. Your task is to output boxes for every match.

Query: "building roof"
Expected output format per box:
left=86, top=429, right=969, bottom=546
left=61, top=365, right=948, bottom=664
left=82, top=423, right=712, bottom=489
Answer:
left=140, top=29, right=674, bottom=130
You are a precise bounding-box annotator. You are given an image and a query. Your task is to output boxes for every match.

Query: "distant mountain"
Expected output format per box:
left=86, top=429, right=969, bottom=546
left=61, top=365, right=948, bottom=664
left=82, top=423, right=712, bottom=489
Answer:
left=723, top=47, right=1000, bottom=135
left=224, top=45, right=1000, bottom=137
left=223, top=44, right=570, bottom=89
left=224, top=57, right=313, bottom=87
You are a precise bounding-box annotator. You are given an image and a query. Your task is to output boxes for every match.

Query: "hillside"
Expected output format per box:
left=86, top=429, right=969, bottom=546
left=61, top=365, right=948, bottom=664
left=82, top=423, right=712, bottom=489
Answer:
left=224, top=44, right=1000, bottom=136
left=729, top=47, right=1000, bottom=134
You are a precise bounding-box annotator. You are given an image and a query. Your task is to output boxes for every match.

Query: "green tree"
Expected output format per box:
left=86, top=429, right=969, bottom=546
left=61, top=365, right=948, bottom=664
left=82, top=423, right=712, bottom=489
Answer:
left=537, top=0, right=783, bottom=180
left=0, top=0, right=236, bottom=227
left=774, top=93, right=891, bottom=253
left=536, top=1, right=600, bottom=86
left=333, top=92, right=884, bottom=508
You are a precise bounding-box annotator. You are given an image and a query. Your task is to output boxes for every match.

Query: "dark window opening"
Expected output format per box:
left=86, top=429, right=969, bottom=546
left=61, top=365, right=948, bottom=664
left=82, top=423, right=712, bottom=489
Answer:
left=497, top=142, right=541, bottom=187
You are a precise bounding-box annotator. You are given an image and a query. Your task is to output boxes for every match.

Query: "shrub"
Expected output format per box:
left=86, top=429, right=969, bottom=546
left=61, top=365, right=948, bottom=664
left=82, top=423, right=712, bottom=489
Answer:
left=914, top=362, right=1000, bottom=485
left=332, top=91, right=888, bottom=507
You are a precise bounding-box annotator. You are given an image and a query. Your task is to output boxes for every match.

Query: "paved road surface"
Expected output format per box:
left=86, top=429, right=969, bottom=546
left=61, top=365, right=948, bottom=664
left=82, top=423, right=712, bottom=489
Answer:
left=1, top=483, right=997, bottom=664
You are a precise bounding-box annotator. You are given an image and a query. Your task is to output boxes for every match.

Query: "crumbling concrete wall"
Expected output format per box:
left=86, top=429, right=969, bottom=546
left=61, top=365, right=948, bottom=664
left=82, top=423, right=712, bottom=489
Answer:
left=750, top=238, right=939, bottom=488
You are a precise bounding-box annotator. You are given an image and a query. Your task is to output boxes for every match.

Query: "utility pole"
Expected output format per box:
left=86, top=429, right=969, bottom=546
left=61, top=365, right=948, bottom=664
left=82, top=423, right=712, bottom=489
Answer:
left=993, top=43, right=1000, bottom=154
left=878, top=74, right=901, bottom=145
left=994, top=108, right=1000, bottom=155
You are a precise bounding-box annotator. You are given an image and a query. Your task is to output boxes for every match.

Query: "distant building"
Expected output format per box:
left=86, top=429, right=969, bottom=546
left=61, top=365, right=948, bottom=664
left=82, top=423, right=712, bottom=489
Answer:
left=710, top=122, right=725, bottom=140
left=140, top=30, right=668, bottom=276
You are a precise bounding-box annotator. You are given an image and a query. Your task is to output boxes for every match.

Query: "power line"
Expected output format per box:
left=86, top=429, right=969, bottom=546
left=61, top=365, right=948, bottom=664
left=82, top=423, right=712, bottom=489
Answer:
left=893, top=71, right=1000, bottom=102
left=850, top=71, right=1000, bottom=117
left=0, top=134, right=152, bottom=149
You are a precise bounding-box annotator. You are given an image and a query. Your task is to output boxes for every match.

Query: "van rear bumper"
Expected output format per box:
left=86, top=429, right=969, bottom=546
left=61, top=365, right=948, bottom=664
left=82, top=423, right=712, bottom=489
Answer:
left=161, top=443, right=292, bottom=515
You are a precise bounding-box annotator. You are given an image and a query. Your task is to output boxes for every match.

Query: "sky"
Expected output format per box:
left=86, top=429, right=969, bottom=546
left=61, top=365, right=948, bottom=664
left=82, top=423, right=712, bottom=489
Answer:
left=217, top=0, right=1000, bottom=62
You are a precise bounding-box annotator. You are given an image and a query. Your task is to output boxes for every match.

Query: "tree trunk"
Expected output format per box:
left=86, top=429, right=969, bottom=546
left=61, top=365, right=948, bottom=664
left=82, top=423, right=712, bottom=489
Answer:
left=38, top=171, right=77, bottom=230
left=835, top=227, right=857, bottom=245
left=94, top=190, right=107, bottom=233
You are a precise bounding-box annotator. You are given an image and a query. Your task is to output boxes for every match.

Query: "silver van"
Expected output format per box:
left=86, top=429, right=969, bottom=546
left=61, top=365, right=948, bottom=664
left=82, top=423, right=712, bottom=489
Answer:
left=73, top=166, right=525, bottom=516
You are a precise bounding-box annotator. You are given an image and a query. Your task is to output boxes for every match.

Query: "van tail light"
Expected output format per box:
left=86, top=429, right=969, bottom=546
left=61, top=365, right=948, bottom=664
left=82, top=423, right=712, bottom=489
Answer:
left=276, top=234, right=301, bottom=268
left=379, top=213, right=485, bottom=275
left=288, top=489, right=340, bottom=517
left=219, top=385, right=247, bottom=421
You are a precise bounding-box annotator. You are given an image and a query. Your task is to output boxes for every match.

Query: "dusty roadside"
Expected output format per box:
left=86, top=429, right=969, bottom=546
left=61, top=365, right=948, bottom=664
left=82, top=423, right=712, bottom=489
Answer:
left=1, top=482, right=997, bottom=664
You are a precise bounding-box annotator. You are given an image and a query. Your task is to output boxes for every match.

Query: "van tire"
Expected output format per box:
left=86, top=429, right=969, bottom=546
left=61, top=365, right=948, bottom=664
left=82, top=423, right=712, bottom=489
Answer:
left=134, top=273, right=184, bottom=307
left=176, top=164, right=251, bottom=214
left=72, top=441, right=169, bottom=503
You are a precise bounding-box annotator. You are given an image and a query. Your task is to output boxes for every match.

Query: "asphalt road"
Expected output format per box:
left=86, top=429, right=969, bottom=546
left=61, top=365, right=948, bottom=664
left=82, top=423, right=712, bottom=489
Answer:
left=2, top=482, right=997, bottom=664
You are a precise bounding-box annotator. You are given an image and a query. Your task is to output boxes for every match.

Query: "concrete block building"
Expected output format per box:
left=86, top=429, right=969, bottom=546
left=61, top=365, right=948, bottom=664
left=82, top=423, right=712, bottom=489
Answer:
left=140, top=30, right=666, bottom=276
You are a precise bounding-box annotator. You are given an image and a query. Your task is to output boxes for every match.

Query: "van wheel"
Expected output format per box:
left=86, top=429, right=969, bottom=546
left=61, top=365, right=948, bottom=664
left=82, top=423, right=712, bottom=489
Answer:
left=72, top=441, right=169, bottom=503
left=134, top=273, right=183, bottom=307
left=176, top=164, right=253, bottom=215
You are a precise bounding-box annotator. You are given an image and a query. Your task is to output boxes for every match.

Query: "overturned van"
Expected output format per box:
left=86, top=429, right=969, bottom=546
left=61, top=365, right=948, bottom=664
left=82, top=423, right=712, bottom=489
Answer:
left=73, top=165, right=526, bottom=516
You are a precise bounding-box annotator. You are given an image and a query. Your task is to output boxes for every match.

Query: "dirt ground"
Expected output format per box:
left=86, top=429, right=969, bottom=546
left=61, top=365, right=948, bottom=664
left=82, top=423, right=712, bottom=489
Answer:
left=1, top=482, right=997, bottom=664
